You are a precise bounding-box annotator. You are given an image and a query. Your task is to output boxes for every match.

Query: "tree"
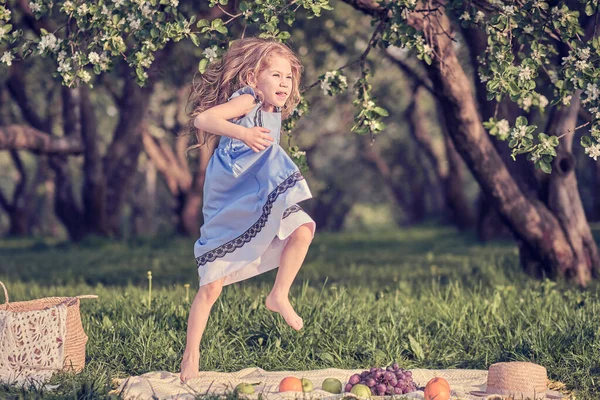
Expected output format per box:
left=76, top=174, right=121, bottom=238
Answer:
left=1, top=0, right=599, bottom=284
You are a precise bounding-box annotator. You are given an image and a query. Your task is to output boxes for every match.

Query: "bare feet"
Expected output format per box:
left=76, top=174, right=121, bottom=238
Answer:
left=265, top=293, right=303, bottom=330
left=179, top=352, right=199, bottom=383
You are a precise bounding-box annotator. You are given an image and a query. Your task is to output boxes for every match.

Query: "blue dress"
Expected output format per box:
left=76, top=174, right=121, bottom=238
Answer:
left=194, top=86, right=316, bottom=287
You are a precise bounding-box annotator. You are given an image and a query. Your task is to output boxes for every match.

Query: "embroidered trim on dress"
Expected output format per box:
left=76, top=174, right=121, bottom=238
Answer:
left=282, top=204, right=302, bottom=219
left=195, top=171, right=305, bottom=267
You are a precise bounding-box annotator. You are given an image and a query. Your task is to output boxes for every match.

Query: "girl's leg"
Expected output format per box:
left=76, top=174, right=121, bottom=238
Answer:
left=265, top=223, right=313, bottom=331
left=180, top=277, right=225, bottom=383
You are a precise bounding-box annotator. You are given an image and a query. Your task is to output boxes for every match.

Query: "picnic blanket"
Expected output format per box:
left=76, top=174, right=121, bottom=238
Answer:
left=112, top=366, right=566, bottom=399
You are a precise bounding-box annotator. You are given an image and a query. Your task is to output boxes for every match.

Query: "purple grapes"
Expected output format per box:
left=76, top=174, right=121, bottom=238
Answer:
left=344, top=362, right=416, bottom=395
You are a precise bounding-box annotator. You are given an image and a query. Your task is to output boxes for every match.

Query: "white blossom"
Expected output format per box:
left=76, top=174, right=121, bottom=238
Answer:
left=113, top=0, right=125, bottom=8
left=101, top=5, right=111, bottom=16
left=57, top=50, right=67, bottom=61
left=562, top=95, right=572, bottom=105
left=290, top=149, right=306, bottom=158
left=77, top=4, right=89, bottom=15
left=88, top=51, right=100, bottom=64
left=57, top=60, right=71, bottom=73
left=422, top=44, right=433, bottom=56
left=320, top=80, right=331, bottom=95
left=518, top=66, right=532, bottom=81
left=561, top=54, right=574, bottom=66
left=511, top=125, right=527, bottom=140
left=460, top=11, right=471, bottom=21
left=575, top=60, right=590, bottom=71
left=1, top=51, right=14, bottom=66
left=28, top=2, right=42, bottom=12
left=497, top=119, right=510, bottom=138
left=474, top=11, right=485, bottom=23
left=80, top=70, right=92, bottom=83
left=578, top=47, right=591, bottom=61
left=202, top=46, right=218, bottom=62
left=478, top=72, right=490, bottom=83
left=503, top=5, right=515, bottom=16
left=140, top=4, right=152, bottom=17
left=588, top=107, right=600, bottom=119
left=522, top=96, right=533, bottom=110
left=585, top=83, right=599, bottom=101
left=539, top=95, right=548, bottom=108
left=38, top=33, right=60, bottom=52
left=170, top=0, right=179, bottom=6
left=585, top=143, right=600, bottom=160
left=128, top=15, right=142, bottom=30
left=530, top=153, right=540, bottom=162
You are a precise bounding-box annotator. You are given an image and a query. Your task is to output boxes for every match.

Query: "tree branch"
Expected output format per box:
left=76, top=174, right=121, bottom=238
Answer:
left=0, top=125, right=83, bottom=154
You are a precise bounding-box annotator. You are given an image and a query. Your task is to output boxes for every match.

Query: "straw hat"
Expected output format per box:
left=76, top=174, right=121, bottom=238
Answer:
left=470, top=362, right=564, bottom=399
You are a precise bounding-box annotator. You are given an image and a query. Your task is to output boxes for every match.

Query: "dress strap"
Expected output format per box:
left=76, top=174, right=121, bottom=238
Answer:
left=228, top=86, right=261, bottom=102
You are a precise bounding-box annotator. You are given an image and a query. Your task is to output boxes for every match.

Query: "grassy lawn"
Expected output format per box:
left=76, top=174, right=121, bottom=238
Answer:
left=0, top=227, right=598, bottom=399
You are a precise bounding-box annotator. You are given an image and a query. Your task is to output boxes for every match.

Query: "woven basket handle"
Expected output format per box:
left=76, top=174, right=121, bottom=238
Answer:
left=76, top=295, right=98, bottom=299
left=0, top=281, right=8, bottom=305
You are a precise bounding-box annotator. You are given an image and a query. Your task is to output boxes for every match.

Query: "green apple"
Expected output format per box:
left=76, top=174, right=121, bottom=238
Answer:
left=322, top=377, right=343, bottom=394
left=301, top=378, right=314, bottom=392
left=350, top=384, right=372, bottom=398
left=235, top=383, right=255, bottom=395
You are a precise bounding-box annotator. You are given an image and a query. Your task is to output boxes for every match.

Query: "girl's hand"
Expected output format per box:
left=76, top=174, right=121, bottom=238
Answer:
left=241, top=127, right=274, bottom=152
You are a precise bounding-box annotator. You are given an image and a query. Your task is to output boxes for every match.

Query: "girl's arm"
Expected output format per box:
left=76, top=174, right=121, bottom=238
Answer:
left=194, top=94, right=274, bottom=152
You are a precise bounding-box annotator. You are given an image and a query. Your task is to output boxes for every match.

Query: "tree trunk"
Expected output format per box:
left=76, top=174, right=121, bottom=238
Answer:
left=343, top=0, right=599, bottom=284
left=540, top=92, right=600, bottom=282
left=441, top=134, right=475, bottom=230
left=177, top=139, right=216, bottom=236
left=461, top=25, right=537, bottom=240
left=80, top=85, right=108, bottom=235
left=51, top=87, right=85, bottom=240
left=103, top=80, right=153, bottom=235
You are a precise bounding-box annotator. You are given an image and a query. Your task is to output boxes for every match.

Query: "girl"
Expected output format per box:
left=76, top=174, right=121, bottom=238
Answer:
left=180, top=38, right=316, bottom=383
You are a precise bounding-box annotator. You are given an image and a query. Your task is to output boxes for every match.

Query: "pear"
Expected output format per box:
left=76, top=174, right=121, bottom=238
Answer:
left=235, top=383, right=255, bottom=395
left=350, top=384, right=372, bottom=398
left=322, top=377, right=343, bottom=394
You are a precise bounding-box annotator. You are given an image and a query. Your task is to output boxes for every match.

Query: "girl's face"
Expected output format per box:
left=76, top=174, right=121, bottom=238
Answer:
left=253, top=55, right=293, bottom=112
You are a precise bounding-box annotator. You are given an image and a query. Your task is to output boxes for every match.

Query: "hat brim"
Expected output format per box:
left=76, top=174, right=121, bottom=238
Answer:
left=469, top=389, right=565, bottom=399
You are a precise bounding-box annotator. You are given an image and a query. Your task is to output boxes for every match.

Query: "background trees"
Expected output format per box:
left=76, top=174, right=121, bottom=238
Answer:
left=0, top=0, right=599, bottom=284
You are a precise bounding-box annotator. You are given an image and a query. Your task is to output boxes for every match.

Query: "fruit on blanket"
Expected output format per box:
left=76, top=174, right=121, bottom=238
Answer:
left=350, top=383, right=372, bottom=398
left=345, top=362, right=417, bottom=395
left=424, top=377, right=451, bottom=400
left=322, top=377, right=343, bottom=394
left=301, top=378, right=314, bottom=392
left=279, top=376, right=303, bottom=392
left=235, top=383, right=255, bottom=395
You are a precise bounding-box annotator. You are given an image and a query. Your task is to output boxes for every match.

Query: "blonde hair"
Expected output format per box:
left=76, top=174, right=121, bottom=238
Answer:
left=186, top=37, right=303, bottom=153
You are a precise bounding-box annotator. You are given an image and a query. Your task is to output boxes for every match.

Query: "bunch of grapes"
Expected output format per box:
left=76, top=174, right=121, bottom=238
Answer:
left=345, top=362, right=417, bottom=396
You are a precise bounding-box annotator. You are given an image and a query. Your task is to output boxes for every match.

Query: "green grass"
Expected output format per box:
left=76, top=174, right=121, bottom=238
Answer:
left=0, top=227, right=598, bottom=399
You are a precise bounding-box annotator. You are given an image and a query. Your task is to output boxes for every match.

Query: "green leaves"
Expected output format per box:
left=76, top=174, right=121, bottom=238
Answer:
left=198, top=58, right=209, bottom=74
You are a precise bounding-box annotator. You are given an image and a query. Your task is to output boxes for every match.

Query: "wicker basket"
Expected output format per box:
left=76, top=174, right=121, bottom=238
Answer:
left=0, top=281, right=97, bottom=373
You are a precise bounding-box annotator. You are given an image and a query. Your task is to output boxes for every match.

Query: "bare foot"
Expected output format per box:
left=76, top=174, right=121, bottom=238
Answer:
left=265, top=293, right=303, bottom=330
left=179, top=352, right=199, bottom=383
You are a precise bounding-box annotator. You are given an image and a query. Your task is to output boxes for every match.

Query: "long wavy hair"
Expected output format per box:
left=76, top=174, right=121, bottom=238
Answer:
left=186, top=38, right=303, bottom=154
